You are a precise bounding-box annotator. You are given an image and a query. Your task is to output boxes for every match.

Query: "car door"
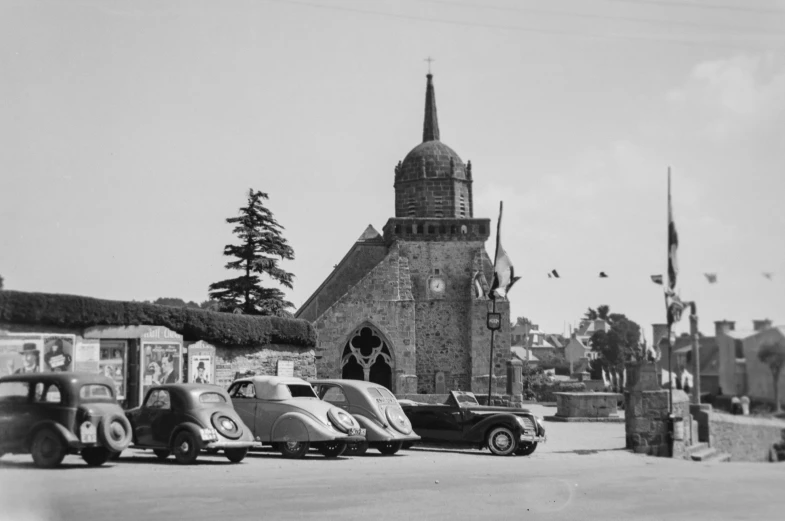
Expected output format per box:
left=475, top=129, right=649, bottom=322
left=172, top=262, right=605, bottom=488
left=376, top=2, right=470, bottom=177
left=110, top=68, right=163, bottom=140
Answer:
left=0, top=381, right=32, bottom=452
left=135, top=389, right=172, bottom=447
left=149, top=389, right=178, bottom=446
left=228, top=382, right=258, bottom=439
left=410, top=405, right=465, bottom=442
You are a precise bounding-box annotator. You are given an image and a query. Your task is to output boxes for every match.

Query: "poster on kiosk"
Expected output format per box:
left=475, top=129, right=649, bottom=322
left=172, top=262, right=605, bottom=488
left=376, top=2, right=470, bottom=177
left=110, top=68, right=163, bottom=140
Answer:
left=140, top=327, right=183, bottom=404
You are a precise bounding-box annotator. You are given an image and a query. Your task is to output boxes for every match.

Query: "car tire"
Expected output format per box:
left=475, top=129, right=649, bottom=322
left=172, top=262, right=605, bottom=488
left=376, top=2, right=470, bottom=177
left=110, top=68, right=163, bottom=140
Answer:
left=317, top=441, right=347, bottom=458
left=153, top=449, right=171, bottom=461
left=278, top=440, right=310, bottom=459
left=516, top=442, right=538, bottom=456
left=225, top=448, right=248, bottom=463
left=344, top=439, right=369, bottom=456
left=109, top=450, right=122, bottom=461
left=81, top=447, right=111, bottom=467
left=99, top=413, right=133, bottom=453
left=487, top=426, right=518, bottom=456
left=377, top=441, right=403, bottom=455
left=172, top=431, right=200, bottom=465
left=30, top=428, right=67, bottom=469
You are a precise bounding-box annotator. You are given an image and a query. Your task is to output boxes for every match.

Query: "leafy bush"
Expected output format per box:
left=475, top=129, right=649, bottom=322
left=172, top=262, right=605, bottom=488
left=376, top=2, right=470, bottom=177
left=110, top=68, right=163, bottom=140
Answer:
left=0, top=290, right=316, bottom=348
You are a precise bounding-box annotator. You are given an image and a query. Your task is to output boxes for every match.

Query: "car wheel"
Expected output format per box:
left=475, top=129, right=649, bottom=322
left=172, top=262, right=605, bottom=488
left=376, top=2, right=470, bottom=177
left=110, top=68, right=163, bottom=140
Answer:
left=81, top=447, right=111, bottom=467
left=317, top=441, right=347, bottom=458
left=224, top=448, right=248, bottom=463
left=516, top=442, right=538, bottom=456
left=109, top=450, right=122, bottom=461
left=30, top=428, right=67, bottom=469
left=153, top=449, right=171, bottom=461
left=172, top=431, right=200, bottom=465
left=99, top=413, right=133, bottom=453
left=278, top=440, right=310, bottom=459
left=344, top=439, right=369, bottom=456
left=487, top=426, right=518, bottom=456
left=377, top=441, right=403, bottom=455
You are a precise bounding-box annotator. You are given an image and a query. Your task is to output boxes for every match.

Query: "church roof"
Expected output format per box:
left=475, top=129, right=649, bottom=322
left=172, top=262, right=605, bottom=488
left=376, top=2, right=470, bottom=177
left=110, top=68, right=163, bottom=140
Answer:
left=357, top=225, right=383, bottom=242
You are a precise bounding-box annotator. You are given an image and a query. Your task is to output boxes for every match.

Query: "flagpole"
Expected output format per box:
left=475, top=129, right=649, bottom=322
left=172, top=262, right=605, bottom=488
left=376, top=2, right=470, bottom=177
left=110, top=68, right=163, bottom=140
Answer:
left=487, top=201, right=503, bottom=406
left=488, top=298, right=496, bottom=406
left=667, top=167, right=673, bottom=414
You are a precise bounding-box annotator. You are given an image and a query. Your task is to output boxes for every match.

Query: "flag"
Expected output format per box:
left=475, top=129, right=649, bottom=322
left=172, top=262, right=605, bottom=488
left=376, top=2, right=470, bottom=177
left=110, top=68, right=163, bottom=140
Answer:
left=488, top=202, right=521, bottom=299
left=549, top=269, right=560, bottom=278
left=704, top=273, right=718, bottom=283
left=666, top=169, right=683, bottom=326
left=599, top=272, right=608, bottom=278
left=651, top=274, right=663, bottom=285
left=763, top=272, right=773, bottom=280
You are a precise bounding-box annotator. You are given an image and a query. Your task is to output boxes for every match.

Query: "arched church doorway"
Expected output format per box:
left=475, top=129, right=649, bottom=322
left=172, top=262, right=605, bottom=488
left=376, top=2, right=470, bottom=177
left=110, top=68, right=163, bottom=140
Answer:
left=341, top=326, right=393, bottom=390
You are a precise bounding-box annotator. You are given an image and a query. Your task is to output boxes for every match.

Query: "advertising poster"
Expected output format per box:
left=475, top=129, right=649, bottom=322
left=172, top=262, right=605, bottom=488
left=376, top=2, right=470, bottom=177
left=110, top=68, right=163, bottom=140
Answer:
left=42, top=335, right=75, bottom=373
left=189, top=355, right=213, bottom=384
left=99, top=340, right=127, bottom=399
left=0, top=335, right=43, bottom=377
left=141, top=343, right=182, bottom=400
left=74, top=338, right=101, bottom=373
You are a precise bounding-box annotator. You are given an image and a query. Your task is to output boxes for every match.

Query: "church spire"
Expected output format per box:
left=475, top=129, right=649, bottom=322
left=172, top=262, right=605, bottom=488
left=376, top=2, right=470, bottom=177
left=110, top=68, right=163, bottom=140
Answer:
left=422, top=73, right=440, bottom=143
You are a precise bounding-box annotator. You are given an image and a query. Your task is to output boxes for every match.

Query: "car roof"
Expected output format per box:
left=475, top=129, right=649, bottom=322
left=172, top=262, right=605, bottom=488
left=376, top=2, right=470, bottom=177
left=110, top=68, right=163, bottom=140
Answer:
left=146, top=384, right=231, bottom=402
left=232, top=375, right=314, bottom=401
left=311, top=379, right=391, bottom=391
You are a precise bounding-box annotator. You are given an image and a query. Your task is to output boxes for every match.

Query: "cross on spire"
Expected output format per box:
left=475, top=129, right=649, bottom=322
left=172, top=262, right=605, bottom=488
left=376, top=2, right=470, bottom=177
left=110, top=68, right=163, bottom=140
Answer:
left=424, top=56, right=435, bottom=74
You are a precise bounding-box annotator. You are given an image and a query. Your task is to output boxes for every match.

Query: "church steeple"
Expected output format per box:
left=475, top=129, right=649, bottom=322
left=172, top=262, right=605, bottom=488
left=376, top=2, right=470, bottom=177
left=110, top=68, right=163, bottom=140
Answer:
left=422, top=74, right=440, bottom=142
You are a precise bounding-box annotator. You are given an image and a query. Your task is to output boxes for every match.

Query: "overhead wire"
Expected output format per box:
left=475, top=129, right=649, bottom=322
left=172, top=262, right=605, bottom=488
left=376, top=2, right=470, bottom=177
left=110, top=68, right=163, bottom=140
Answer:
left=266, top=0, right=784, bottom=48
left=608, top=0, right=785, bottom=15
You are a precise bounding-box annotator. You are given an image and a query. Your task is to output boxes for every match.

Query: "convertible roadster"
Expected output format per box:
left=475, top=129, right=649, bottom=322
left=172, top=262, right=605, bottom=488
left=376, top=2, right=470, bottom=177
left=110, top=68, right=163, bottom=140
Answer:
left=399, top=391, right=546, bottom=456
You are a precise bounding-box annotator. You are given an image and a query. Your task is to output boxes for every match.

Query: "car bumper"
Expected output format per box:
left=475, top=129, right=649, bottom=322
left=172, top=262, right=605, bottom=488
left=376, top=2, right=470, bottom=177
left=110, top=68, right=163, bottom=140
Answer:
left=340, top=435, right=367, bottom=444
left=520, top=433, right=546, bottom=444
left=205, top=440, right=255, bottom=450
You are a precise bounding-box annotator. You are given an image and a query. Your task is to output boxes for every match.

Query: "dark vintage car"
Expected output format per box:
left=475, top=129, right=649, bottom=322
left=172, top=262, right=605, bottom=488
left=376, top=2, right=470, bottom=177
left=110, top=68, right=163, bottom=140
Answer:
left=0, top=372, right=133, bottom=468
left=125, top=384, right=254, bottom=464
left=311, top=379, right=420, bottom=456
left=228, top=376, right=366, bottom=459
left=399, top=391, right=546, bottom=456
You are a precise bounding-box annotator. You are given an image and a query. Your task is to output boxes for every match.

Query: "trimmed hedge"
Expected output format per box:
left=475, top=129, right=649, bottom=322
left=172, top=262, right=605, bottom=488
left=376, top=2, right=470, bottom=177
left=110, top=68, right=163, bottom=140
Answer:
left=0, top=290, right=316, bottom=348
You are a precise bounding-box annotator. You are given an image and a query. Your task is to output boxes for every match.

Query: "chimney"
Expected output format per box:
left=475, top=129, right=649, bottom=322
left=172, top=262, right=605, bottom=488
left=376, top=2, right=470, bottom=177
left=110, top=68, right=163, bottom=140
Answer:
left=753, top=319, right=772, bottom=332
left=714, top=320, right=735, bottom=337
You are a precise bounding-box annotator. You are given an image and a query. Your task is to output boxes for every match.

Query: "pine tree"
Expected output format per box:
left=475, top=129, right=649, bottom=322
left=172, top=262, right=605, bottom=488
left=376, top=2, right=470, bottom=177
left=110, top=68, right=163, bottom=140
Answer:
left=208, top=189, right=295, bottom=316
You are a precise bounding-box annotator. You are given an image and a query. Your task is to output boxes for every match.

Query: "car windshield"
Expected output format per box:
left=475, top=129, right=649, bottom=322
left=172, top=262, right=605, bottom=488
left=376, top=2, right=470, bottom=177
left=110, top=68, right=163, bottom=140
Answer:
left=454, top=393, right=479, bottom=406
left=79, top=384, right=115, bottom=402
left=287, top=384, right=317, bottom=398
left=199, top=392, right=227, bottom=404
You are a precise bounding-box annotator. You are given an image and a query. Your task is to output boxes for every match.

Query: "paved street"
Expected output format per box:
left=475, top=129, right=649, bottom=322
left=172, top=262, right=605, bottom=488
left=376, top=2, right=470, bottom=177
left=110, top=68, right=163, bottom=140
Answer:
left=1, top=405, right=783, bottom=521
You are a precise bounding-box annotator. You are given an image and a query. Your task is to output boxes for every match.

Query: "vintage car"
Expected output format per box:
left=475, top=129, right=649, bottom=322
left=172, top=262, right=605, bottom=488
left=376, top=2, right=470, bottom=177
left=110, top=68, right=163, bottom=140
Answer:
left=228, top=376, right=366, bottom=459
left=0, top=372, right=133, bottom=468
left=125, top=383, right=254, bottom=464
left=399, top=391, right=546, bottom=456
left=311, top=379, right=420, bottom=456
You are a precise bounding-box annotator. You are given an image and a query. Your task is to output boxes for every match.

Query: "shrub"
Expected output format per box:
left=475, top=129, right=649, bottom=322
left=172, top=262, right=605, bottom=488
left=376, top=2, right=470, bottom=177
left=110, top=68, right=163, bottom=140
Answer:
left=0, top=290, right=316, bottom=348
left=529, top=381, right=587, bottom=402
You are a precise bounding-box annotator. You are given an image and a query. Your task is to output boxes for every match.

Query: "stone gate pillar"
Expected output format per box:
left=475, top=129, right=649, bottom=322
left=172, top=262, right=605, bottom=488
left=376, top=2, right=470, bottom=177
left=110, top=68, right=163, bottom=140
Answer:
left=506, top=358, right=523, bottom=406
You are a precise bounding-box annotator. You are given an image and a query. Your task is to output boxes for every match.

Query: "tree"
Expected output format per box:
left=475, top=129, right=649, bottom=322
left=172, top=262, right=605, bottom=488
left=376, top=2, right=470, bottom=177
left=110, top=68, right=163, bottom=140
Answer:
left=589, top=310, right=641, bottom=391
left=758, top=341, right=785, bottom=412
left=208, top=189, right=295, bottom=316
left=0, top=275, right=3, bottom=290
left=152, top=298, right=200, bottom=309
left=583, top=305, right=610, bottom=321
left=513, top=316, right=533, bottom=347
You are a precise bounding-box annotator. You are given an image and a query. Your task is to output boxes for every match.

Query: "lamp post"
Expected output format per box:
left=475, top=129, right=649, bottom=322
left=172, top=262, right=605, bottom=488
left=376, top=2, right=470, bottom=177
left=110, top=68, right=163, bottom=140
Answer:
left=486, top=299, right=502, bottom=406
left=689, top=302, right=700, bottom=405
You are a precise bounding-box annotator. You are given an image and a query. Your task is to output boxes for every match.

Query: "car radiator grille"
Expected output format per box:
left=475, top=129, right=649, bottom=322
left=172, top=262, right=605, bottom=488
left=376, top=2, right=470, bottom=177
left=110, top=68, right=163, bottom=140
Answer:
left=520, top=417, right=535, bottom=431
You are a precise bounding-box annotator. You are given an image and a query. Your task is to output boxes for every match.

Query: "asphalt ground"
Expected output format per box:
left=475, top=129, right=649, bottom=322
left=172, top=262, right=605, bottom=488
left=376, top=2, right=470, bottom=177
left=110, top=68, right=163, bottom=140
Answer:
left=1, top=405, right=783, bottom=521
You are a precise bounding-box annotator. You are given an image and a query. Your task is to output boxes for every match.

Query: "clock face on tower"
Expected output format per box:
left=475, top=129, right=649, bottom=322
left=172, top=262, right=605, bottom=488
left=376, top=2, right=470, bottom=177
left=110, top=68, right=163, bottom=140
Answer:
left=429, top=277, right=445, bottom=295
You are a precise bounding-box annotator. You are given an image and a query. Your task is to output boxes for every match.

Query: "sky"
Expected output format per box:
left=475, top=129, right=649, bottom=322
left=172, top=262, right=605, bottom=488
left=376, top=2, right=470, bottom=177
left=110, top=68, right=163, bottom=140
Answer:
left=2, top=0, right=785, bottom=340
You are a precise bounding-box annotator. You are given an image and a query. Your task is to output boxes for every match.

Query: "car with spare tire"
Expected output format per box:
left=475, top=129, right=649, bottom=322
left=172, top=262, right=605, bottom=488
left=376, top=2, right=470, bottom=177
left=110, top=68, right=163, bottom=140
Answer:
left=124, top=383, right=254, bottom=464
left=0, top=372, right=133, bottom=468
left=228, top=375, right=366, bottom=459
left=311, top=379, right=420, bottom=456
left=399, top=391, right=546, bottom=456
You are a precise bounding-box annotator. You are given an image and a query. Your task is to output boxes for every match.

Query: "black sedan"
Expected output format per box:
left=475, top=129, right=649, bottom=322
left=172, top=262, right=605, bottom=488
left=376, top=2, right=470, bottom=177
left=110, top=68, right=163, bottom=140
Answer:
left=125, top=384, right=254, bottom=464
left=399, top=391, right=546, bottom=456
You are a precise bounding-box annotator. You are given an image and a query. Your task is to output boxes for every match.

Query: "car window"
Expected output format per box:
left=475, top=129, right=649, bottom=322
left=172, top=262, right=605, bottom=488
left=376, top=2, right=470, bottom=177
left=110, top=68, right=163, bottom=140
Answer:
left=321, top=386, right=347, bottom=404
left=229, top=382, right=256, bottom=399
left=145, top=390, right=171, bottom=409
left=0, top=381, right=29, bottom=403
left=367, top=387, right=383, bottom=398
left=378, top=388, right=397, bottom=401
left=199, top=392, right=226, bottom=404
left=79, top=384, right=113, bottom=400
left=287, top=384, right=317, bottom=398
left=33, top=383, right=62, bottom=404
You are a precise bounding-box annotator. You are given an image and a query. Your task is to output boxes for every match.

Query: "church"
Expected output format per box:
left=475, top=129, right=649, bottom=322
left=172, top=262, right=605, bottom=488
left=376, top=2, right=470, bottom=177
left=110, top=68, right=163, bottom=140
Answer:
left=295, top=73, right=511, bottom=396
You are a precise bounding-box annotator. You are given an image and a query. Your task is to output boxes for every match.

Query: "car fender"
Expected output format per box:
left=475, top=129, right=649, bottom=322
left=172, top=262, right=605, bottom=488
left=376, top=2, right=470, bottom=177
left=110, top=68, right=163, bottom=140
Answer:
left=353, top=415, right=390, bottom=441
left=465, top=413, right=522, bottom=443
left=271, top=412, right=341, bottom=443
left=168, top=422, right=204, bottom=450
left=27, top=420, right=79, bottom=450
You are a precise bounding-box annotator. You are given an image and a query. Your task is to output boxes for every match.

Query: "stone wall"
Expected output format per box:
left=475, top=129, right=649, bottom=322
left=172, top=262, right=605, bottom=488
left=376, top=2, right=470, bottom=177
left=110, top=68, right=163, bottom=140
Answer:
left=214, top=343, right=316, bottom=383
left=708, top=413, right=785, bottom=462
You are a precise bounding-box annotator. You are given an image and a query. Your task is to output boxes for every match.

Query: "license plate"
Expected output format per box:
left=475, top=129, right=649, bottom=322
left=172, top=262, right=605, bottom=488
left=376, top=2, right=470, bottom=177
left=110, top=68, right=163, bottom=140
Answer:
left=80, top=422, right=97, bottom=444
left=348, top=428, right=366, bottom=437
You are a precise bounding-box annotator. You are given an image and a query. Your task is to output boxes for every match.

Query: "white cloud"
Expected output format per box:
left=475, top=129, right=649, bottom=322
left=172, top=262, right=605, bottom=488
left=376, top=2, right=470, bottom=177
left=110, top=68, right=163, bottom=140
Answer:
left=667, top=52, right=785, bottom=138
